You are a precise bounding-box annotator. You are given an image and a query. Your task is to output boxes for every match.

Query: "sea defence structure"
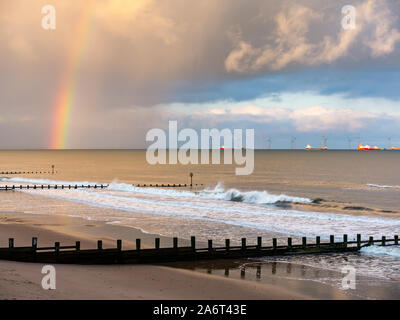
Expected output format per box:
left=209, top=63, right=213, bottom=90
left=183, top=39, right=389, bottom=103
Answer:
left=0, top=234, right=397, bottom=265
left=0, top=183, right=203, bottom=190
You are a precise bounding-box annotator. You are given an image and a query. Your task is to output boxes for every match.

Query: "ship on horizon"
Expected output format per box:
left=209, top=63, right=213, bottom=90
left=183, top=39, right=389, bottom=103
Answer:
left=357, top=144, right=383, bottom=151
left=305, top=144, right=328, bottom=151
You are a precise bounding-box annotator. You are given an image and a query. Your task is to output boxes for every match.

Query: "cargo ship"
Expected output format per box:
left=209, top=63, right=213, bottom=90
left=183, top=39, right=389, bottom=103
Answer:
left=305, top=144, right=328, bottom=151
left=357, top=144, right=383, bottom=151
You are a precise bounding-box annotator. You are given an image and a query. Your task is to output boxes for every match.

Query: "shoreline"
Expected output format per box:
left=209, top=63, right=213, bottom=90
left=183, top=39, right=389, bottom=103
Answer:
left=0, top=212, right=356, bottom=300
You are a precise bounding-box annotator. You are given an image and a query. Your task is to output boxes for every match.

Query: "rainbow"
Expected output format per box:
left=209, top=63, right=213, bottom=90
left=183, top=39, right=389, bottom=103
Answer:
left=49, top=3, right=94, bottom=149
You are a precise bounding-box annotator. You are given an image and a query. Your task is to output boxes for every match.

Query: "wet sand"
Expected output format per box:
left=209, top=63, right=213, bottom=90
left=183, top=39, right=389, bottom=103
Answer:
left=0, top=213, right=355, bottom=300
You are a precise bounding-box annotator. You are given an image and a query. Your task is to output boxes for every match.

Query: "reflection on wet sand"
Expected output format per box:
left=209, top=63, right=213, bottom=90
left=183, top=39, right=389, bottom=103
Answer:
left=166, top=257, right=400, bottom=299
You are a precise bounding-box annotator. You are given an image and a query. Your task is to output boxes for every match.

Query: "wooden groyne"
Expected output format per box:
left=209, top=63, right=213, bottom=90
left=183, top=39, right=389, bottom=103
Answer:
left=0, top=165, right=57, bottom=175
left=0, top=171, right=54, bottom=175
left=0, top=184, right=108, bottom=191
left=0, top=234, right=397, bottom=265
left=0, top=183, right=204, bottom=190
left=132, top=183, right=203, bottom=188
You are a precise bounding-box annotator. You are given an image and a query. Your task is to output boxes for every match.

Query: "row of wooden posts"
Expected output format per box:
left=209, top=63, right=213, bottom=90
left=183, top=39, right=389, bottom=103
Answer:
left=0, top=184, right=108, bottom=190
left=133, top=183, right=203, bottom=188
left=0, top=166, right=55, bottom=175
left=1, top=234, right=398, bottom=265
left=6, top=234, right=400, bottom=252
left=0, top=171, right=54, bottom=175
left=0, top=183, right=203, bottom=190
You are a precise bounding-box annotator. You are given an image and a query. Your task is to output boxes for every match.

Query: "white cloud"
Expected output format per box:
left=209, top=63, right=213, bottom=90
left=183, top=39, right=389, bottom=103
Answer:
left=225, top=0, right=400, bottom=73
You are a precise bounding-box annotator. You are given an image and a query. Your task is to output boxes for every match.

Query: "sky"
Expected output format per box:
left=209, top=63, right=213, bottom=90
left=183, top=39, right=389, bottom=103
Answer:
left=0, top=0, right=400, bottom=149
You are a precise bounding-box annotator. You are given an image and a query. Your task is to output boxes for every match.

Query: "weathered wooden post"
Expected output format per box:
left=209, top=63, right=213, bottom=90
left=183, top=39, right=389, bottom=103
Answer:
left=330, top=235, right=334, bottom=245
left=241, top=238, right=246, bottom=251
left=155, top=238, right=160, bottom=250
left=395, top=235, right=399, bottom=245
left=117, top=239, right=122, bottom=251
left=51, top=165, right=55, bottom=175
left=191, top=236, right=196, bottom=250
left=225, top=267, right=229, bottom=277
left=173, top=237, right=178, bottom=250
left=357, top=234, right=361, bottom=249
left=189, top=172, right=193, bottom=189
left=369, top=236, right=374, bottom=245
left=32, top=237, right=38, bottom=250
left=55, top=242, right=60, bottom=254
left=256, top=265, right=261, bottom=279
left=272, top=238, right=277, bottom=250
left=302, top=237, right=307, bottom=248
left=382, top=236, right=386, bottom=246
left=97, top=240, right=103, bottom=250
left=225, top=239, right=230, bottom=251
left=76, top=241, right=81, bottom=251
left=343, top=234, right=348, bottom=247
left=316, top=236, right=320, bottom=247
left=136, top=239, right=141, bottom=251
left=257, top=236, right=262, bottom=249
left=208, top=240, right=213, bottom=252
left=288, top=237, right=292, bottom=249
left=9, top=238, right=14, bottom=248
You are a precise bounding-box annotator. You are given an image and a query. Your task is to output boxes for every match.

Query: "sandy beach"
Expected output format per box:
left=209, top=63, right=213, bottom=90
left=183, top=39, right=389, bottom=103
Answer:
left=0, top=213, right=355, bottom=300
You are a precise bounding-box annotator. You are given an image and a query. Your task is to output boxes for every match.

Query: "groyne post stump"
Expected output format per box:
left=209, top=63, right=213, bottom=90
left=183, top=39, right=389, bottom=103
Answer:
left=8, top=238, right=14, bottom=248
left=97, top=240, right=103, bottom=250
left=241, top=238, right=246, bottom=251
left=357, top=234, right=361, bottom=249
left=173, top=237, right=178, bottom=250
left=343, top=234, right=348, bottom=247
left=272, top=238, right=277, bottom=251
left=316, top=236, right=320, bottom=247
left=302, top=237, right=307, bottom=249
left=76, top=241, right=81, bottom=251
left=382, top=236, right=386, bottom=246
left=395, top=235, right=399, bottom=245
left=155, top=238, right=160, bottom=250
left=136, top=239, right=141, bottom=251
left=32, top=237, right=37, bottom=250
left=225, top=239, right=230, bottom=251
left=208, top=240, right=213, bottom=252
left=257, top=236, right=262, bottom=250
left=369, top=236, right=374, bottom=245
left=191, top=236, right=196, bottom=250
left=330, top=235, right=334, bottom=245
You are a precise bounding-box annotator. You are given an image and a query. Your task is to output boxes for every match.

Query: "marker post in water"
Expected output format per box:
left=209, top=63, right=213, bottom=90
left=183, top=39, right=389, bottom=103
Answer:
left=189, top=172, right=193, bottom=188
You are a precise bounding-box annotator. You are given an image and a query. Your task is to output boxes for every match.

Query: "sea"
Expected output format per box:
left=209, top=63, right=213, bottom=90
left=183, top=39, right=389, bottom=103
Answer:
left=0, top=150, right=399, bottom=299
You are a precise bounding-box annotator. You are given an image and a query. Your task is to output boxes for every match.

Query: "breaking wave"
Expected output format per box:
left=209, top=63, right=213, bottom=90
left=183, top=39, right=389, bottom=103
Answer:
left=1, top=177, right=311, bottom=205
left=367, top=183, right=400, bottom=190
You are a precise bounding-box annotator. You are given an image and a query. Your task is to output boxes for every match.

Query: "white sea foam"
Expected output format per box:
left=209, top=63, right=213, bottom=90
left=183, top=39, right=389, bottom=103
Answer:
left=367, top=183, right=400, bottom=189
left=361, top=245, right=400, bottom=258
left=1, top=177, right=100, bottom=186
